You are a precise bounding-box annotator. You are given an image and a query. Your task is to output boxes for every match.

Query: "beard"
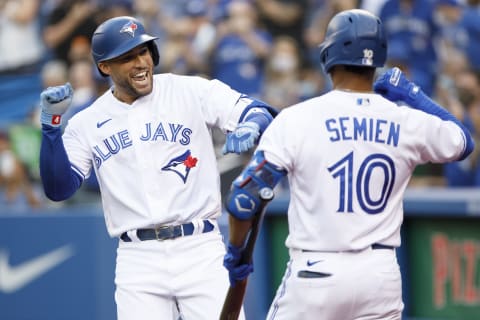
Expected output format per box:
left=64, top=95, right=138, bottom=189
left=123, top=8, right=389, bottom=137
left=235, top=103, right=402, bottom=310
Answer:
left=112, top=69, right=153, bottom=103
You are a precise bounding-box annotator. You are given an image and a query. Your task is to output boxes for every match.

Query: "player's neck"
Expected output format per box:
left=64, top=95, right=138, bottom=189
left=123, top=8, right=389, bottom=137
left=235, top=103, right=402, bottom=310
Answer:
left=332, top=77, right=373, bottom=93
left=112, top=88, right=135, bottom=104
left=335, top=88, right=373, bottom=94
left=331, top=68, right=374, bottom=93
left=333, top=83, right=373, bottom=93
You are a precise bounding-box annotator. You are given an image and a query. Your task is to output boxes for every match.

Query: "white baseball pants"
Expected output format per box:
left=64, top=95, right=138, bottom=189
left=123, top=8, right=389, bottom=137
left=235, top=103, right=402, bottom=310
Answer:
left=115, top=230, right=245, bottom=319
left=267, top=246, right=404, bottom=320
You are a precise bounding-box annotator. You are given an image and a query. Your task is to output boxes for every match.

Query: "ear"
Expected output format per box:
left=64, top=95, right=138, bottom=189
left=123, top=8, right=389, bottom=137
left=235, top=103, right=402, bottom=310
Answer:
left=98, top=62, right=111, bottom=76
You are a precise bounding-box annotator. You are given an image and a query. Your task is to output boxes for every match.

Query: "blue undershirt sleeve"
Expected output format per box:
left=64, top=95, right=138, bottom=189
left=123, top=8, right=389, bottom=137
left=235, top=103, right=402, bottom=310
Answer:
left=238, top=99, right=278, bottom=134
left=40, top=125, right=83, bottom=201
left=405, top=91, right=475, bottom=161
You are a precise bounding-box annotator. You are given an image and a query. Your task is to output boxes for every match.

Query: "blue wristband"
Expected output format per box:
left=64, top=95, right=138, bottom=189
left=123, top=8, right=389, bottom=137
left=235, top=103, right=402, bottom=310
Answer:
left=244, top=111, right=273, bottom=134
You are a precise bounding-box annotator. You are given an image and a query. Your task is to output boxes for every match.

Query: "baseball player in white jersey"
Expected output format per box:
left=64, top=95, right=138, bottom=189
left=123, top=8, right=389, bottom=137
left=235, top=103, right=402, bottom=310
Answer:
left=38, top=16, right=277, bottom=320
left=222, top=9, right=475, bottom=320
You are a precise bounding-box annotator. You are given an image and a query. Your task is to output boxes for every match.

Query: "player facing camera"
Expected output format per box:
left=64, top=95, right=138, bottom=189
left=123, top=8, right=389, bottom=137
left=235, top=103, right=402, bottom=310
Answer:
left=38, top=14, right=277, bottom=320
left=89, top=16, right=160, bottom=103
left=91, top=17, right=158, bottom=71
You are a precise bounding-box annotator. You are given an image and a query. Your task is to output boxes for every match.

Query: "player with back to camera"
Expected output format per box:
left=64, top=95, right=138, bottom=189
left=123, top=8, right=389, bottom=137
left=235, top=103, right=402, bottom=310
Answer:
left=38, top=16, right=277, bottom=320
left=222, top=9, right=475, bottom=320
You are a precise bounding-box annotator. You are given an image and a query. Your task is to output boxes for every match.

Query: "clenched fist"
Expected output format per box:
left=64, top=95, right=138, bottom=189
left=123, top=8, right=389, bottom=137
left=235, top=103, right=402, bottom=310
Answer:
left=40, top=83, right=73, bottom=127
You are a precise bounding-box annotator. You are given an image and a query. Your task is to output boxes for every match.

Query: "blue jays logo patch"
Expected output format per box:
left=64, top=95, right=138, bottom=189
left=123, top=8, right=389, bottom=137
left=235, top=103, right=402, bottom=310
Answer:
left=120, top=21, right=138, bottom=37
left=162, top=150, right=198, bottom=183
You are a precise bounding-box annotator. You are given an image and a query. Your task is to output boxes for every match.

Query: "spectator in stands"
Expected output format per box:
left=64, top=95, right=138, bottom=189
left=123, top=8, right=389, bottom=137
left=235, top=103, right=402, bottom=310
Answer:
left=141, top=0, right=219, bottom=73
left=262, top=35, right=302, bottom=109
left=0, top=0, right=45, bottom=125
left=0, top=0, right=45, bottom=74
left=378, top=0, right=440, bottom=96
left=254, top=0, right=309, bottom=59
left=185, top=0, right=217, bottom=74
left=157, top=0, right=213, bottom=75
left=435, top=0, right=480, bottom=74
left=65, top=0, right=134, bottom=64
left=430, top=8, right=480, bottom=186
left=0, top=130, right=42, bottom=209
left=95, top=0, right=134, bottom=26
left=41, top=0, right=99, bottom=65
left=435, top=35, right=469, bottom=123
left=303, top=0, right=357, bottom=88
left=209, top=0, right=272, bottom=97
left=440, top=68, right=480, bottom=186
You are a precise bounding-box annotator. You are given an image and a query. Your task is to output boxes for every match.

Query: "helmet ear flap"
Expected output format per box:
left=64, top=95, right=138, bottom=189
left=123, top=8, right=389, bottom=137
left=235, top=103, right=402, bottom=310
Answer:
left=97, top=65, right=108, bottom=77
left=321, top=48, right=328, bottom=65
left=148, top=41, right=160, bottom=66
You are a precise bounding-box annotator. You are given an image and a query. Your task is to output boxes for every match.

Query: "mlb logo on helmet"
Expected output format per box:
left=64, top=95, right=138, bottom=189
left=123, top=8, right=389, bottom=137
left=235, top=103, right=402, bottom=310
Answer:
left=120, top=21, right=137, bottom=37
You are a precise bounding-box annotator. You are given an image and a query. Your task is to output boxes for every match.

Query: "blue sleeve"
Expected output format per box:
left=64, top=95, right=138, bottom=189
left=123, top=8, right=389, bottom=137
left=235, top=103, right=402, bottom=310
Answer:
left=40, top=125, right=83, bottom=201
left=238, top=98, right=279, bottom=134
left=405, top=91, right=475, bottom=161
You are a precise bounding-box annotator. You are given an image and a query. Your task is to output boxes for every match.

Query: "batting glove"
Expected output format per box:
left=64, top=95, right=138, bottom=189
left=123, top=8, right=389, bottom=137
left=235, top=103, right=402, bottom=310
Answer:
left=40, top=83, right=74, bottom=127
left=222, top=121, right=260, bottom=155
left=373, top=67, right=421, bottom=103
left=223, top=242, right=253, bottom=287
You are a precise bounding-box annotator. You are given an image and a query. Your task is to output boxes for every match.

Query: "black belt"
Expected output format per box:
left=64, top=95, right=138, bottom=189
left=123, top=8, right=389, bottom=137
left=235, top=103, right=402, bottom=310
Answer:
left=120, top=220, right=215, bottom=242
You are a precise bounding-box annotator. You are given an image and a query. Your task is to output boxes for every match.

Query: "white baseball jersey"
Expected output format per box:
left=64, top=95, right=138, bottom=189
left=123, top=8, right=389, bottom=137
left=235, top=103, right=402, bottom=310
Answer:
left=258, top=90, right=466, bottom=251
left=62, top=73, right=249, bottom=237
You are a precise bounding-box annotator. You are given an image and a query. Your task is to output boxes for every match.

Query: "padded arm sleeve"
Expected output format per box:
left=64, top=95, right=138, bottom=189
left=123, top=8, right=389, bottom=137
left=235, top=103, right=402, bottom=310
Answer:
left=225, top=151, right=287, bottom=220
left=40, top=125, right=83, bottom=201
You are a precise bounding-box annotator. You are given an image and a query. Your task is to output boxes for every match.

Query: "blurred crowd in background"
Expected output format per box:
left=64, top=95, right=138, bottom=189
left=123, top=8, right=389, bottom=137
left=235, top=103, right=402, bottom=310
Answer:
left=0, top=0, right=480, bottom=211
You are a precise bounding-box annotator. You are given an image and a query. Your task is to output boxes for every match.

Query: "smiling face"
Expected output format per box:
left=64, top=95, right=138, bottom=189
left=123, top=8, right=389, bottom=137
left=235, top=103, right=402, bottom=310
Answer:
left=98, top=43, right=154, bottom=104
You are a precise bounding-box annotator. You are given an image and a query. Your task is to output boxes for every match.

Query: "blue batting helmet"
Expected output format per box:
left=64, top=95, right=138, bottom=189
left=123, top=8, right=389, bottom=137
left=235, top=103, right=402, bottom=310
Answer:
left=318, top=9, right=387, bottom=73
left=91, top=16, right=159, bottom=76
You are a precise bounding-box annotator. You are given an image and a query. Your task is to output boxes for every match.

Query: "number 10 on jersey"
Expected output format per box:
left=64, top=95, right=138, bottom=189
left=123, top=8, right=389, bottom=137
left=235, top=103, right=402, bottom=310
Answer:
left=327, top=151, right=396, bottom=214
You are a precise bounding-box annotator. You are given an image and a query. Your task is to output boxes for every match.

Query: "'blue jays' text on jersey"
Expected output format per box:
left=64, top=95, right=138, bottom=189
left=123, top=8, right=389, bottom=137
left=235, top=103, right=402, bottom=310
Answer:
left=62, top=74, right=253, bottom=236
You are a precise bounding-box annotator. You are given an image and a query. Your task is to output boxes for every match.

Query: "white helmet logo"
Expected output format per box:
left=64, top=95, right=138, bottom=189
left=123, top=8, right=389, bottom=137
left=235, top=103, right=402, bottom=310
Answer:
left=120, top=21, right=138, bottom=37
left=362, top=49, right=374, bottom=66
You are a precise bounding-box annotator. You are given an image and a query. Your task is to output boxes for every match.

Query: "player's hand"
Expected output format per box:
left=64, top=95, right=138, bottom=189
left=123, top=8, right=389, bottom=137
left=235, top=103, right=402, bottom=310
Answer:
left=373, top=67, right=421, bottom=103
left=223, top=242, right=253, bottom=287
left=40, top=83, right=73, bottom=127
left=222, top=121, right=260, bottom=155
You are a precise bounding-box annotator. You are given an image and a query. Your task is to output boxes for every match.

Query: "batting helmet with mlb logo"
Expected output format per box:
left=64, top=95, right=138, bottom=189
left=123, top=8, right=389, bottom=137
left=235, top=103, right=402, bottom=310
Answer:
left=318, top=9, right=387, bottom=73
left=91, top=16, right=159, bottom=76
